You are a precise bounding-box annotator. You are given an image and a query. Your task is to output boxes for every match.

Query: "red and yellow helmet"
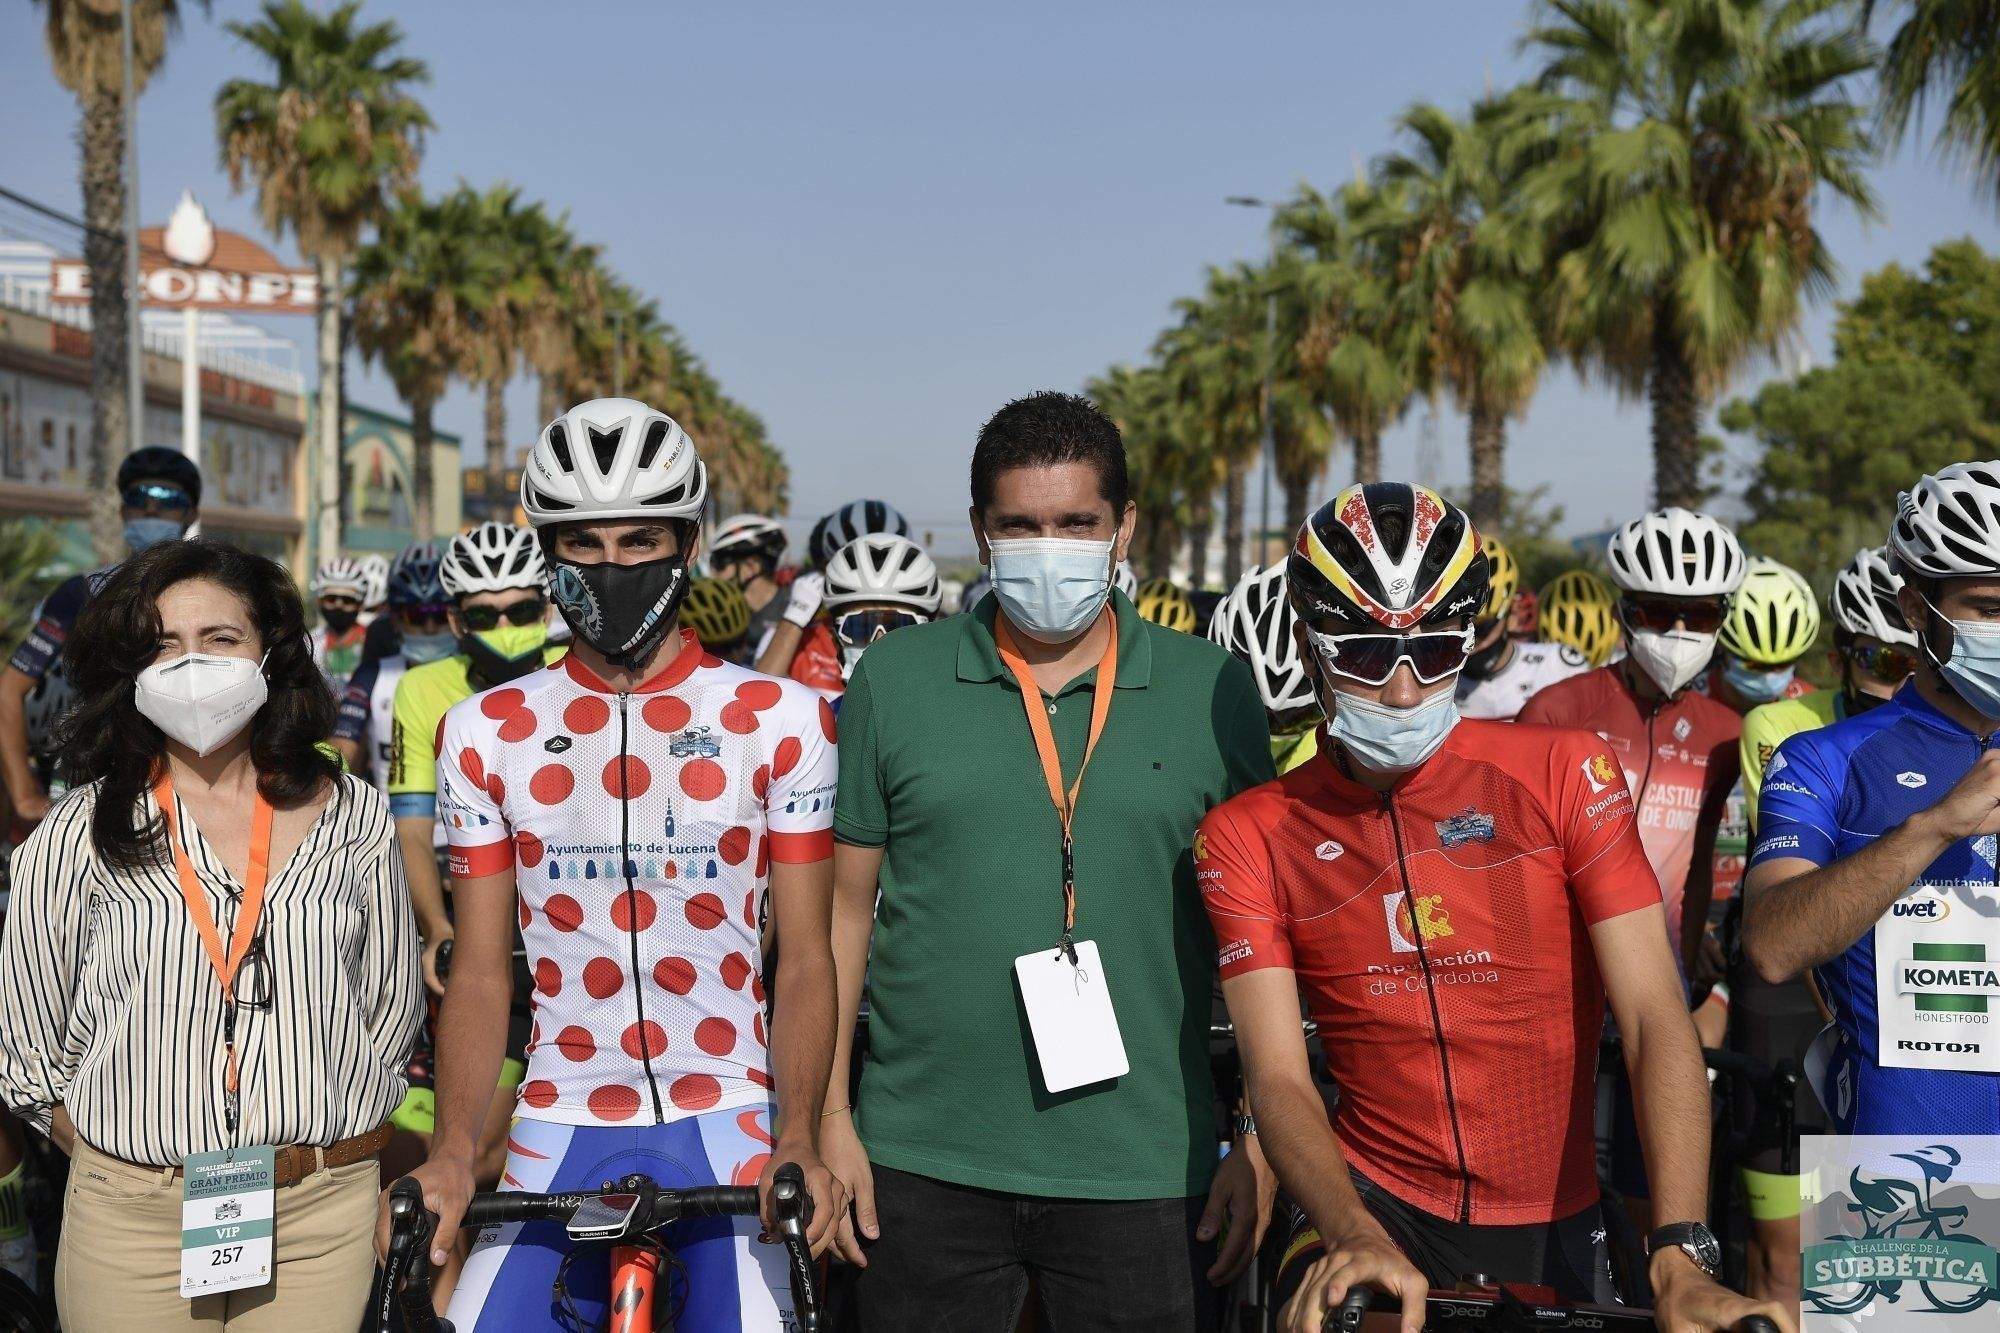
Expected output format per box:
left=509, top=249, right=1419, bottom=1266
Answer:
left=1286, top=483, right=1489, bottom=634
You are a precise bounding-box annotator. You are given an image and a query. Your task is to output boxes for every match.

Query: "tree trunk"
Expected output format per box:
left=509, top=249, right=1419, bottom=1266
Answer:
left=1353, top=427, right=1382, bottom=485
left=1221, top=459, right=1246, bottom=587
left=1282, top=473, right=1311, bottom=543
left=1141, top=507, right=1177, bottom=580
left=314, top=253, right=344, bottom=565
left=1467, top=402, right=1506, bottom=529
left=411, top=391, right=436, bottom=542
left=538, top=376, right=563, bottom=429
left=484, top=377, right=507, bottom=471
left=1185, top=509, right=1213, bottom=590
left=80, top=88, right=130, bottom=566
left=1650, top=310, right=1702, bottom=509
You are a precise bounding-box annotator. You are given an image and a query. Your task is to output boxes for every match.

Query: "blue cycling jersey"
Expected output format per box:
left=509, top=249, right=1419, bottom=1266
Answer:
left=1749, top=682, right=2000, bottom=1134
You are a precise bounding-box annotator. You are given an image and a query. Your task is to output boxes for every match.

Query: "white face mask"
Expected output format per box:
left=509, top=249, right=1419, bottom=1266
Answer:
left=1625, top=627, right=1715, bottom=697
left=985, top=537, right=1116, bottom=644
left=134, top=651, right=269, bottom=756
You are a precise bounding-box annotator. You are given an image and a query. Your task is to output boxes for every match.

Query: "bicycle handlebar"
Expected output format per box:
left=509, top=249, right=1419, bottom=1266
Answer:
left=1323, top=1286, right=1782, bottom=1332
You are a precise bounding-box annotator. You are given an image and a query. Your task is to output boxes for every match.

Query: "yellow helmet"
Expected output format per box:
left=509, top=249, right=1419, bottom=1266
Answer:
left=681, top=577, right=751, bottom=648
left=1539, top=568, right=1621, bottom=665
left=1135, top=578, right=1198, bottom=633
left=1479, top=535, right=1520, bottom=622
left=1718, top=557, right=1821, bottom=665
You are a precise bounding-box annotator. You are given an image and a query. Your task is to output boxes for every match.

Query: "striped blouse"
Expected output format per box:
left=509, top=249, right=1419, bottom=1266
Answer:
left=0, top=773, right=422, bottom=1166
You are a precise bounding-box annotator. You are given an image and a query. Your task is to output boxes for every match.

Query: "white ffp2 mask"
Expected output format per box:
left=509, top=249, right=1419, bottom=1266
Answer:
left=133, top=652, right=269, bottom=756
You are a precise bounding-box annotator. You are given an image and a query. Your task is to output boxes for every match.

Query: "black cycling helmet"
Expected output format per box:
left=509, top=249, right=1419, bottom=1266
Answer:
left=1286, top=482, right=1488, bottom=633
left=118, top=445, right=203, bottom=507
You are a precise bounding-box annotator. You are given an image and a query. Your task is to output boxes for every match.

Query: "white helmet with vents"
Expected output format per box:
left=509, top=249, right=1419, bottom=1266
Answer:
left=1889, top=460, right=2000, bottom=579
left=1604, top=507, right=1746, bottom=598
left=442, top=521, right=547, bottom=596
left=312, top=557, right=370, bottom=600
left=1210, top=563, right=1317, bottom=718
left=823, top=534, right=943, bottom=615
left=1830, top=546, right=1917, bottom=648
left=520, top=398, right=706, bottom=528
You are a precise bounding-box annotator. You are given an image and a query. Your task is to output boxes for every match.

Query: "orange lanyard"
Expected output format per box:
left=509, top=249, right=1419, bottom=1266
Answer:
left=153, top=773, right=273, bottom=1134
left=993, top=615, right=1118, bottom=959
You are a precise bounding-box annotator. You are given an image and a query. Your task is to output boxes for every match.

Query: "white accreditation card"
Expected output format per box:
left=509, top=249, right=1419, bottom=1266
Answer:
left=180, top=1146, right=274, bottom=1297
left=1013, top=940, right=1129, bottom=1093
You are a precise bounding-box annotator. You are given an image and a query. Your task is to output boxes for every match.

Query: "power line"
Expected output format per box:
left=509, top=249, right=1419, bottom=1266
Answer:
left=0, top=181, right=304, bottom=283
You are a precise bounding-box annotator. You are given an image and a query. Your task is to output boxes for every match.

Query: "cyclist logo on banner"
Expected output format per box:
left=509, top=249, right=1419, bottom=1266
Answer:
left=1802, top=1138, right=2000, bottom=1325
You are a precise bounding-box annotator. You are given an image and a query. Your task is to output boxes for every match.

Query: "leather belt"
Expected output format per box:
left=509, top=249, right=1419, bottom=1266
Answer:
left=124, top=1122, right=393, bottom=1189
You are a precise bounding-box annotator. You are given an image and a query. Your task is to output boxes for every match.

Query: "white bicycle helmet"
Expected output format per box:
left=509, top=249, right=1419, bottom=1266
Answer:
left=520, top=397, right=706, bottom=528
left=312, top=556, right=370, bottom=600
left=1211, top=564, right=1317, bottom=717
left=442, top=521, right=548, bottom=597
left=708, top=513, right=788, bottom=565
left=823, top=534, right=943, bottom=615
left=1831, top=547, right=1917, bottom=649
left=809, top=500, right=910, bottom=568
left=358, top=554, right=391, bottom=608
left=1604, top=507, right=1746, bottom=598
left=1889, top=460, right=2000, bottom=579
left=1112, top=561, right=1138, bottom=599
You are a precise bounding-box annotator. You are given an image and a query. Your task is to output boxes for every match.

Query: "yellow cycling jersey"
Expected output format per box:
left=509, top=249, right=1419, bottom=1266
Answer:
left=388, top=647, right=567, bottom=806
left=1739, top=689, right=1840, bottom=833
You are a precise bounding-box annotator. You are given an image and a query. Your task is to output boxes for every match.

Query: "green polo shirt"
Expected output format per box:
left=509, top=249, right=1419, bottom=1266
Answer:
left=835, top=591, right=1273, bottom=1199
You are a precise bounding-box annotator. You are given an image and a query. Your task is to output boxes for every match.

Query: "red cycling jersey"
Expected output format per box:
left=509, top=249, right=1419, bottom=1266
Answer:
left=1516, top=665, right=1739, bottom=944
left=1197, top=719, right=1664, bottom=1225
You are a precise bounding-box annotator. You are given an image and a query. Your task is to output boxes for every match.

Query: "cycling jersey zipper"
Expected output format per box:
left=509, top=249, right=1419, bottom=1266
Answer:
left=1382, top=793, right=1474, bottom=1223
left=617, top=693, right=668, bottom=1125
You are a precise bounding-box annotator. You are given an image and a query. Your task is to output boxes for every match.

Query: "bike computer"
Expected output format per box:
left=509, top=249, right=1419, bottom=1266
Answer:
left=565, top=1192, right=642, bottom=1241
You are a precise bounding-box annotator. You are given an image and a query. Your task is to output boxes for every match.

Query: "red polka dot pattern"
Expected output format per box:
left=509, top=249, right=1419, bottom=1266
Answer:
left=609, top=889, right=658, bottom=933
left=515, top=831, right=545, bottom=869
left=736, top=680, right=782, bottom=710
left=484, top=772, right=507, bottom=804
left=554, top=1026, right=596, bottom=1062
left=753, top=1013, right=766, bottom=1047
left=497, top=708, right=538, bottom=743
left=718, top=827, right=751, bottom=866
left=654, top=957, right=696, bottom=994
left=530, top=764, right=575, bottom=805
left=754, top=834, right=770, bottom=878
left=720, top=952, right=752, bottom=990
left=694, top=1017, right=737, bottom=1056
left=679, top=758, right=726, bottom=801
left=621, top=1021, right=668, bottom=1061
left=685, top=893, right=726, bottom=930
left=772, top=736, right=803, bottom=779
left=603, top=755, right=651, bottom=800
left=480, top=687, right=527, bottom=719
left=582, top=957, right=623, bottom=999
left=544, top=895, right=583, bottom=932
left=521, top=1080, right=559, bottom=1109
left=719, top=701, right=760, bottom=735
left=819, top=698, right=838, bottom=743
left=518, top=899, right=533, bottom=929
left=641, top=695, right=692, bottom=733
left=589, top=1084, right=641, bottom=1121
left=669, top=1073, right=722, bottom=1111
left=751, top=764, right=770, bottom=801
left=458, top=747, right=486, bottom=789
left=564, top=695, right=611, bottom=735
left=534, top=959, right=562, bottom=997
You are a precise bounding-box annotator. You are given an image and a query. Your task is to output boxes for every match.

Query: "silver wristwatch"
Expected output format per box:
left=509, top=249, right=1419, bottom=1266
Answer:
left=1645, top=1222, right=1721, bottom=1280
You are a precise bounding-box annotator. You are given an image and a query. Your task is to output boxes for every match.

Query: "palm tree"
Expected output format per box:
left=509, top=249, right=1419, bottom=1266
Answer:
left=34, top=0, right=202, bottom=563
left=1867, top=1, right=2000, bottom=201
left=527, top=235, right=604, bottom=430
left=216, top=0, right=431, bottom=560
left=1362, top=95, right=1550, bottom=528
left=1260, top=248, right=1339, bottom=539
left=347, top=187, right=500, bottom=540
left=1519, top=0, right=1878, bottom=508
left=1089, top=361, right=1205, bottom=578
left=1160, top=266, right=1267, bottom=586
left=461, top=187, right=570, bottom=473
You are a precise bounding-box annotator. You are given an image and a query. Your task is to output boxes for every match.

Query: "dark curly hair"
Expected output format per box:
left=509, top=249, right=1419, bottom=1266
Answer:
left=56, top=540, right=340, bottom=872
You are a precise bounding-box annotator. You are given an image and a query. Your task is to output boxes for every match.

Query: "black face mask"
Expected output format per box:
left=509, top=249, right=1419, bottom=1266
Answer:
left=321, top=607, right=360, bottom=635
left=549, top=552, right=692, bottom=669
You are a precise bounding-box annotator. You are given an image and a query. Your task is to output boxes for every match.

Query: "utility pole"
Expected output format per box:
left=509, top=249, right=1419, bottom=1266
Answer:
left=1226, top=195, right=1278, bottom=571
left=121, top=0, right=143, bottom=452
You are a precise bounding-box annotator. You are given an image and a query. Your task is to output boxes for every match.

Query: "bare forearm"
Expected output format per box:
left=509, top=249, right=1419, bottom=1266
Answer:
left=430, top=966, right=511, bottom=1164
left=1250, top=1072, right=1386, bottom=1251
left=396, top=816, right=451, bottom=939
left=1745, top=815, right=1952, bottom=981
left=771, top=945, right=837, bottom=1145
left=0, top=690, right=39, bottom=809
left=1623, top=998, right=1711, bottom=1228
left=755, top=622, right=805, bottom=676
left=825, top=878, right=875, bottom=1107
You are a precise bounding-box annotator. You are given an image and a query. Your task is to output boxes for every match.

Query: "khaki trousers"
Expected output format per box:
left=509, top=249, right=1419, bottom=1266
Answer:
left=55, top=1138, right=380, bottom=1333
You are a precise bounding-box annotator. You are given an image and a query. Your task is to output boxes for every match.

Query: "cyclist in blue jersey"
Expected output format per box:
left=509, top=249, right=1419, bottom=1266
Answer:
left=1744, top=460, right=2000, bottom=1134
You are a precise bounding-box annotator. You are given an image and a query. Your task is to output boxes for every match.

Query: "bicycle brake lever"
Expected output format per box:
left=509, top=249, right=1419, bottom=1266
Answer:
left=1332, top=1288, right=1371, bottom=1332
left=770, top=1163, right=821, bottom=1333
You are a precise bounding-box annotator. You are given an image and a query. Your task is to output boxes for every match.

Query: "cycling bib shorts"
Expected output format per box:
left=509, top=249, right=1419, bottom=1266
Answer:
left=446, top=1107, right=794, bottom=1331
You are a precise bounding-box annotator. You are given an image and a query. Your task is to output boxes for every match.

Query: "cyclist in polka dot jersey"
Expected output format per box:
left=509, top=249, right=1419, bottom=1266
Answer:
left=386, top=399, right=845, bottom=1333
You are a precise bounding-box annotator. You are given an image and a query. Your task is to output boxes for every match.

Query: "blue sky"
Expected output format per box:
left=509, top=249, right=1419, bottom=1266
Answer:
left=4, top=0, right=1996, bottom=557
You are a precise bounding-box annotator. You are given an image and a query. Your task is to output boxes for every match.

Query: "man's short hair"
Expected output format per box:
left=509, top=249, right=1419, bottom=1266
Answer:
left=970, top=391, right=1130, bottom=514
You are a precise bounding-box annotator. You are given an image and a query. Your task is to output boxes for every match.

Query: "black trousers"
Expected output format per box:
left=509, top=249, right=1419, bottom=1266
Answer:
left=853, top=1164, right=1224, bottom=1331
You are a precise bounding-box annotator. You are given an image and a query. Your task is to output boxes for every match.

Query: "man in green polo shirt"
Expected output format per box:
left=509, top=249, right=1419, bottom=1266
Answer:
left=819, top=391, right=1276, bottom=1330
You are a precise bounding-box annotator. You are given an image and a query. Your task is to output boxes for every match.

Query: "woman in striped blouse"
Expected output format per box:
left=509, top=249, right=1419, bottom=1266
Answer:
left=0, top=540, right=422, bottom=1332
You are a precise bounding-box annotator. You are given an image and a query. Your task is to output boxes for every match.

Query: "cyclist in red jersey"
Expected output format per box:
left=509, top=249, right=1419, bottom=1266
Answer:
left=1198, top=486, right=1782, bottom=1333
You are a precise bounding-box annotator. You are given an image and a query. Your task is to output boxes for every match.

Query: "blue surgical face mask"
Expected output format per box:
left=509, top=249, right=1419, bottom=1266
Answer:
left=986, top=537, right=1115, bottom=644
left=1722, top=655, right=1794, bottom=705
left=1923, top=594, right=2000, bottom=720
left=124, top=517, right=185, bottom=554
left=1325, top=684, right=1460, bottom=775
left=400, top=631, right=457, bottom=665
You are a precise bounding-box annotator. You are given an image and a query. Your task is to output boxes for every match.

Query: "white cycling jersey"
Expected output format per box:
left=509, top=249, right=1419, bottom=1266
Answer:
left=1455, top=639, right=1592, bottom=721
left=437, top=630, right=836, bottom=1126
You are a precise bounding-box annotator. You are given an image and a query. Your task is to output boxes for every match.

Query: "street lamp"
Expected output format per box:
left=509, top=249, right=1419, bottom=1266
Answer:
left=1225, top=195, right=1279, bottom=576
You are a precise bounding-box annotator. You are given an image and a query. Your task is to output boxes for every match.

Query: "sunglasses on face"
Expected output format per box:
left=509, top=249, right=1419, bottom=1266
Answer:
left=833, top=608, right=927, bottom=650
left=1304, top=625, right=1472, bottom=686
left=122, top=482, right=194, bottom=515
left=458, top=597, right=546, bottom=631
left=399, top=606, right=451, bottom=633
left=1848, top=641, right=1918, bottom=685
left=1619, top=596, right=1726, bottom=635
left=319, top=595, right=362, bottom=611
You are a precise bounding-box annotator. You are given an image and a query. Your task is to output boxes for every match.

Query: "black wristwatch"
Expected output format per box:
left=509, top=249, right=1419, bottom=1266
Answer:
left=1233, top=1113, right=1257, bottom=1139
left=1645, top=1222, right=1721, bottom=1280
